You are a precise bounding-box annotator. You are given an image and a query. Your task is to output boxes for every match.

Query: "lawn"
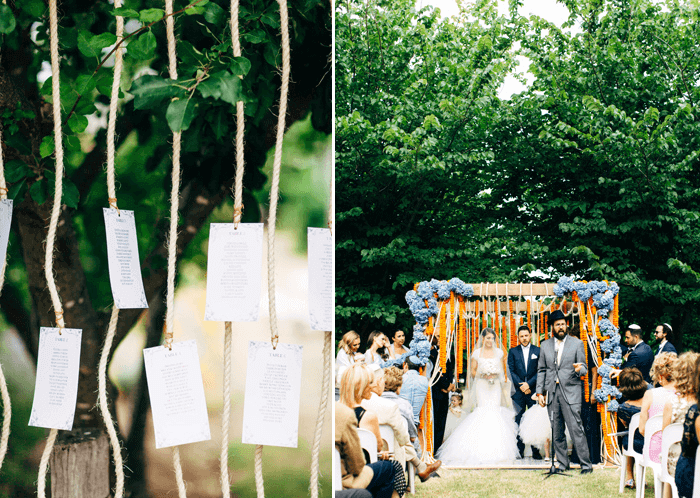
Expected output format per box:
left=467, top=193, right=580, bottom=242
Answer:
left=411, top=467, right=657, bottom=498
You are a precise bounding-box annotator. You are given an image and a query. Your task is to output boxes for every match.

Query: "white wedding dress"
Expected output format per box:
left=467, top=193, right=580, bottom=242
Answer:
left=436, top=348, right=519, bottom=466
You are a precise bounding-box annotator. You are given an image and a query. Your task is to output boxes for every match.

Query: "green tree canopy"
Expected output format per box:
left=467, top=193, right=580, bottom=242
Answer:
left=336, top=0, right=700, bottom=351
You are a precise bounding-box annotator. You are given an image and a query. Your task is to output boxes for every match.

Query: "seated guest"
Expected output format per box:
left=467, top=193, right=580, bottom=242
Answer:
left=362, top=366, right=441, bottom=482
left=399, top=356, right=429, bottom=426
left=623, top=324, right=654, bottom=383
left=365, top=331, right=391, bottom=365
left=664, top=352, right=700, bottom=487
left=638, top=353, right=677, bottom=458
left=336, top=401, right=405, bottom=498
left=380, top=367, right=418, bottom=445
left=339, top=364, right=383, bottom=453
left=616, top=368, right=647, bottom=489
left=388, top=330, right=408, bottom=358
left=654, top=323, right=677, bottom=357
left=336, top=331, right=362, bottom=400
left=675, top=355, right=700, bottom=498
left=336, top=490, right=372, bottom=498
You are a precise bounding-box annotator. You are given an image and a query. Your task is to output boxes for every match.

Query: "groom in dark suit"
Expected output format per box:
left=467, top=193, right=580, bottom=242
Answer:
left=536, top=310, right=593, bottom=474
left=507, top=325, right=542, bottom=459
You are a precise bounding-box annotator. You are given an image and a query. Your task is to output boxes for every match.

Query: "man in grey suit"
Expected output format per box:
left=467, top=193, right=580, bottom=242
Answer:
left=536, top=310, right=593, bottom=474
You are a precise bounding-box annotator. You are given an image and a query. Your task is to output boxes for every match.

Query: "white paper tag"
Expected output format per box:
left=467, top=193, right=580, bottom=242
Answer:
left=143, top=340, right=211, bottom=449
left=103, top=208, right=148, bottom=309
left=0, top=199, right=13, bottom=271
left=242, top=341, right=303, bottom=448
left=307, top=227, right=333, bottom=331
left=29, top=327, right=82, bottom=431
left=204, top=223, right=264, bottom=322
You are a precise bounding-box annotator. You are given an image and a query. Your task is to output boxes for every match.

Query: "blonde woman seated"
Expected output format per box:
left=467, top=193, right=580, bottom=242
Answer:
left=638, top=353, right=677, bottom=460
left=337, top=331, right=363, bottom=399
left=663, top=352, right=700, bottom=497
left=362, top=366, right=441, bottom=482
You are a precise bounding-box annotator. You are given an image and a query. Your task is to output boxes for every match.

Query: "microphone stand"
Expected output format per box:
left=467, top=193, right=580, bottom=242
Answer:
left=543, top=392, right=570, bottom=478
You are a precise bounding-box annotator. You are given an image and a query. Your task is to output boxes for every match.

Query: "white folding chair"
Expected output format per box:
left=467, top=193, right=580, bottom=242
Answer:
left=693, top=445, right=700, bottom=498
left=659, top=423, right=683, bottom=498
left=619, top=413, right=644, bottom=493
left=334, top=448, right=343, bottom=491
left=379, top=424, right=416, bottom=494
left=357, top=427, right=378, bottom=463
left=638, top=414, right=664, bottom=498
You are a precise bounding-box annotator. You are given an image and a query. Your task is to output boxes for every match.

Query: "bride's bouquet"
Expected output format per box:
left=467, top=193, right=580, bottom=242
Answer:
left=479, top=362, right=500, bottom=385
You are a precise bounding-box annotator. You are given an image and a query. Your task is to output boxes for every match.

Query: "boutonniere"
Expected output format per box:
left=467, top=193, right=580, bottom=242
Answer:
left=531, top=353, right=538, bottom=360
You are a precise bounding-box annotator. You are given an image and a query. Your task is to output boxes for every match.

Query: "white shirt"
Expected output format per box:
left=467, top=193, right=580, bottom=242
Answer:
left=555, top=335, right=567, bottom=366
left=521, top=344, right=531, bottom=367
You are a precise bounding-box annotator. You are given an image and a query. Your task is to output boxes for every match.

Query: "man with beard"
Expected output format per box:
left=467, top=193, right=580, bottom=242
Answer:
left=536, top=310, right=593, bottom=474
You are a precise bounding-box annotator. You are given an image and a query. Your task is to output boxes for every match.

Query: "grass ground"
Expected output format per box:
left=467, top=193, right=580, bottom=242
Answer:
left=411, top=467, right=657, bottom=498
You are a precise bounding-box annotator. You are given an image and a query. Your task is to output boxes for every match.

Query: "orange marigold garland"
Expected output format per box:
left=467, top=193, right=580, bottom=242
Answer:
left=509, top=299, right=517, bottom=348
left=439, top=299, right=447, bottom=373
left=526, top=299, right=531, bottom=329
left=494, top=298, right=500, bottom=337
left=612, top=293, right=619, bottom=328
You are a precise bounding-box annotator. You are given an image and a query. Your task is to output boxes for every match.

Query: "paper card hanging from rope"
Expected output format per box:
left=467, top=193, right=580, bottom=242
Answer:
left=103, top=209, right=148, bottom=309
left=28, top=327, right=82, bottom=430
left=241, top=341, right=303, bottom=448
left=204, top=223, right=264, bottom=322
left=143, top=340, right=211, bottom=448
left=307, top=228, right=333, bottom=331
left=0, top=200, right=12, bottom=271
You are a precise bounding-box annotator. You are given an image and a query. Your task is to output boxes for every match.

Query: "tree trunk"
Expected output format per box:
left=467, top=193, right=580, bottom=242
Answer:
left=50, top=428, right=110, bottom=498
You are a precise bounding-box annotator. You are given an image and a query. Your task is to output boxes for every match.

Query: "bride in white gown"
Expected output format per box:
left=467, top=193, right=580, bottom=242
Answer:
left=436, top=328, right=519, bottom=466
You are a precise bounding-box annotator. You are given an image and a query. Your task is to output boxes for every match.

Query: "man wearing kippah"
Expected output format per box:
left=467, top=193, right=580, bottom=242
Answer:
left=536, top=310, right=593, bottom=474
left=654, top=323, right=677, bottom=356
left=622, top=324, right=654, bottom=383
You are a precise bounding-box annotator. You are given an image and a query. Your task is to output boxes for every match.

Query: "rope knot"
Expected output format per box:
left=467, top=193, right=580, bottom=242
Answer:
left=108, top=197, right=120, bottom=215
left=233, top=204, right=244, bottom=228
left=54, top=310, right=65, bottom=333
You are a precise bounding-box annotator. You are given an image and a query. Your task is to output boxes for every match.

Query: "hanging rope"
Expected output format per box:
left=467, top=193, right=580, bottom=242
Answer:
left=220, top=1, right=247, bottom=495
left=38, top=0, right=67, bottom=494
left=255, top=1, right=290, bottom=495
left=309, top=331, right=331, bottom=498
left=164, top=0, right=186, bottom=495
left=97, top=4, right=126, bottom=497
left=0, top=126, right=12, bottom=473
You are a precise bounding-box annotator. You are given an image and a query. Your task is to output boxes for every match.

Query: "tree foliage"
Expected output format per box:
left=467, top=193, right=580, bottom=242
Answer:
left=1, top=0, right=329, bottom=495
left=336, top=0, right=700, bottom=351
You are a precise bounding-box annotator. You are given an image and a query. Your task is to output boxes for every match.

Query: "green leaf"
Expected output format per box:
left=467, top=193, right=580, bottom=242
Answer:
left=185, top=3, right=206, bottom=15
left=0, top=5, right=16, bottom=35
left=139, top=8, right=164, bottom=23
left=198, top=71, right=242, bottom=104
left=4, top=160, right=31, bottom=183
left=78, top=31, right=117, bottom=58
left=29, top=179, right=47, bottom=205
left=62, top=178, right=80, bottom=209
left=166, top=98, right=198, bottom=132
left=74, top=74, right=97, bottom=95
left=208, top=107, right=228, bottom=140
left=20, top=0, right=46, bottom=18
left=68, top=113, right=88, bottom=133
left=244, top=29, right=267, bottom=44
left=179, top=41, right=205, bottom=67
left=65, top=135, right=82, bottom=153
left=260, top=12, right=280, bottom=28
left=112, top=7, right=139, bottom=18
left=203, top=2, right=225, bottom=26
left=4, top=133, right=32, bottom=155
left=8, top=178, right=27, bottom=202
left=127, top=30, right=157, bottom=60
left=40, top=136, right=55, bottom=158
left=230, top=57, right=251, bottom=77
left=130, top=75, right=183, bottom=110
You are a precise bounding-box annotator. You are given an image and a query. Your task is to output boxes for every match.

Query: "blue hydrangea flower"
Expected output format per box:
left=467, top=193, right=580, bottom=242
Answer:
left=417, top=281, right=433, bottom=299
left=594, top=290, right=614, bottom=311
left=598, top=364, right=612, bottom=378
left=599, top=319, right=617, bottom=337
left=607, top=399, right=620, bottom=412
left=608, top=281, right=619, bottom=296
left=436, top=280, right=451, bottom=300
left=429, top=279, right=442, bottom=295
left=450, top=278, right=473, bottom=298
left=554, top=276, right=575, bottom=297
left=574, top=281, right=592, bottom=302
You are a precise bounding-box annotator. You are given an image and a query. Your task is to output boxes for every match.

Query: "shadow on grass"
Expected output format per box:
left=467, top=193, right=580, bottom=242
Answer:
left=227, top=441, right=332, bottom=498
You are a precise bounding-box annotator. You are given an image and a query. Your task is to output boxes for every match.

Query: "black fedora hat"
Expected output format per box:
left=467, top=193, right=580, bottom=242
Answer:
left=548, top=309, right=567, bottom=325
